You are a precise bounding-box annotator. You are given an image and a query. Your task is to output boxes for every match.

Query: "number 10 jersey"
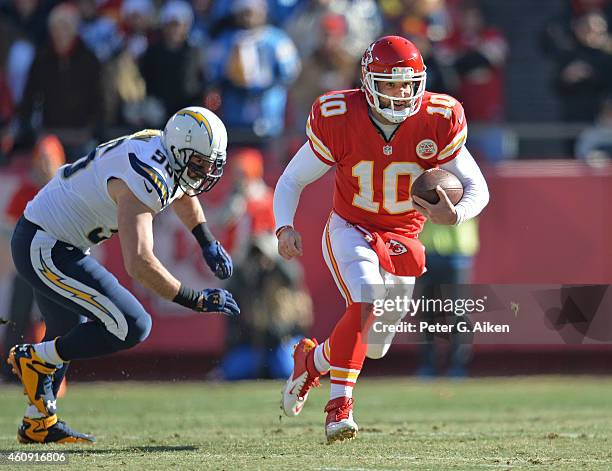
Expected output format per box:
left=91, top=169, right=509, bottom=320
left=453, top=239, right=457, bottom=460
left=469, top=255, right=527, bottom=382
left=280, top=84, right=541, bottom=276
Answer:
left=306, top=89, right=467, bottom=236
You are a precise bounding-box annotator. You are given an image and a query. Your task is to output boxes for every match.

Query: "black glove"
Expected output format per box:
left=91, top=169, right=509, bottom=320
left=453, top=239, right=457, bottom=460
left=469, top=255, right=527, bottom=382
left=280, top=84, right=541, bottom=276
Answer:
left=173, top=285, right=240, bottom=317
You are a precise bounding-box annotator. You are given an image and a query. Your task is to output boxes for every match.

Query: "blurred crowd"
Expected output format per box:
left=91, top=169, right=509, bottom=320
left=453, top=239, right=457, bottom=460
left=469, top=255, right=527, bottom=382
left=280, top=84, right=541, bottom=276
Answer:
left=543, top=0, right=612, bottom=162
left=1, top=0, right=611, bottom=164
left=0, top=0, right=514, bottom=165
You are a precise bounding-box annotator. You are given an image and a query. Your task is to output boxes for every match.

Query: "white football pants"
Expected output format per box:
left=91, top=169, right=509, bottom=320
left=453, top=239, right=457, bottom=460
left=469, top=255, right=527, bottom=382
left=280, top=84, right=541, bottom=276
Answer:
left=321, top=212, right=415, bottom=359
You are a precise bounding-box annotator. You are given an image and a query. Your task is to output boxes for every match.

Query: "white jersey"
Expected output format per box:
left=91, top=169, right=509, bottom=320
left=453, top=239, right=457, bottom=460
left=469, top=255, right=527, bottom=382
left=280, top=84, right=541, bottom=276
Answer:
left=25, top=130, right=183, bottom=249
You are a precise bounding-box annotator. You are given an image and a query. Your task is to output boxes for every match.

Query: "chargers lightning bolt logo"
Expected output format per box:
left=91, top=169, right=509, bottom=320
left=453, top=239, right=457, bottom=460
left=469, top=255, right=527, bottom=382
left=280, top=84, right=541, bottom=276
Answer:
left=37, top=250, right=115, bottom=321
left=176, top=109, right=213, bottom=145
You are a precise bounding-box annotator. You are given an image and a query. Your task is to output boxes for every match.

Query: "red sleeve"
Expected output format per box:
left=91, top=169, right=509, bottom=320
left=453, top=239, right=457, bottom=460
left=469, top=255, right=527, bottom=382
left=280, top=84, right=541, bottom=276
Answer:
left=434, top=95, right=467, bottom=165
left=5, top=192, right=25, bottom=222
left=305, top=94, right=347, bottom=166
left=5, top=182, right=39, bottom=222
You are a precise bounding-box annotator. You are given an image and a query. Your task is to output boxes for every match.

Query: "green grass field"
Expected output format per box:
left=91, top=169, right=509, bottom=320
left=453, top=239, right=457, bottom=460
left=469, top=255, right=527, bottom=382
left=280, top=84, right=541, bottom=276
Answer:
left=1, top=377, right=611, bottom=470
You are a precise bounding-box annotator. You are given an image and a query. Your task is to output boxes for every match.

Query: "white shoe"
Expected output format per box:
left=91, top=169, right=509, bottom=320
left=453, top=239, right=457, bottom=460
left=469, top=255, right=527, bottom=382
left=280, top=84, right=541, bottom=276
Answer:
left=281, top=338, right=321, bottom=416
left=325, top=397, right=358, bottom=444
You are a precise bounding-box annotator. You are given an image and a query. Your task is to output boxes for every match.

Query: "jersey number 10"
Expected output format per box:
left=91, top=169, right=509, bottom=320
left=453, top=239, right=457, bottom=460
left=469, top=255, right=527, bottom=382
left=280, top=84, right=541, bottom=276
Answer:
left=352, top=161, right=422, bottom=214
left=318, top=93, right=455, bottom=215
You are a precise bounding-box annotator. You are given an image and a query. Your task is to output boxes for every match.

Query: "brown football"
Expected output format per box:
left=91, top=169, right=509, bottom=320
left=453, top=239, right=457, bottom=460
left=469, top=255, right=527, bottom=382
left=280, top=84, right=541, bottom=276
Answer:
left=411, top=168, right=463, bottom=205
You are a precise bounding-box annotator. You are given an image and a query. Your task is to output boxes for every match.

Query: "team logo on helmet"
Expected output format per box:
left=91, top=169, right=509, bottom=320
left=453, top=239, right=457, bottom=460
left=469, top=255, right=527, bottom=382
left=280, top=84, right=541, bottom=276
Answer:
left=416, top=139, right=438, bottom=159
left=177, top=109, right=213, bottom=145
left=387, top=239, right=408, bottom=256
left=362, top=43, right=374, bottom=67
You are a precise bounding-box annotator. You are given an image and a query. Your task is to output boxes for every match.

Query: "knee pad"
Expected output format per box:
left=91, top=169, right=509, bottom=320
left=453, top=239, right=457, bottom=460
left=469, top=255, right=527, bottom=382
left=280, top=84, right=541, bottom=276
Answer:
left=366, top=343, right=391, bottom=359
left=365, top=314, right=403, bottom=359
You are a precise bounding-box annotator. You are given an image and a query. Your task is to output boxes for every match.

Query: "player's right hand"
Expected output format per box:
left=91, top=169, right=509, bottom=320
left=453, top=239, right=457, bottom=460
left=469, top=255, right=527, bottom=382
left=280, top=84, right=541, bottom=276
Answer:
left=277, top=227, right=303, bottom=260
left=198, top=288, right=240, bottom=317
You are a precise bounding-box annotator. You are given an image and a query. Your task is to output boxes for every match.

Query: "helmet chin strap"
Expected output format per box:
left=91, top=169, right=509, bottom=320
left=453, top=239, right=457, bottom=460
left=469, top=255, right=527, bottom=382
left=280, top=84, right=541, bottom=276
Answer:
left=367, top=81, right=411, bottom=124
left=379, top=106, right=410, bottom=124
left=168, top=146, right=182, bottom=197
left=376, top=95, right=411, bottom=123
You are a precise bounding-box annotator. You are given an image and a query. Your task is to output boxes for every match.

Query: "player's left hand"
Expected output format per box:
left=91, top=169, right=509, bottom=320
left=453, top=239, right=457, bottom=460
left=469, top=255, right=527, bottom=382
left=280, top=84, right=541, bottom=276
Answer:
left=201, top=240, right=233, bottom=279
left=198, top=288, right=240, bottom=317
left=412, top=186, right=458, bottom=225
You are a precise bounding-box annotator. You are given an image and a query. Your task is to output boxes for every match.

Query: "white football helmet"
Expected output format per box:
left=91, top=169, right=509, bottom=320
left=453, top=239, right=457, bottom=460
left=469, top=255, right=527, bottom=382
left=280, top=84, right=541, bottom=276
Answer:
left=162, top=106, right=228, bottom=195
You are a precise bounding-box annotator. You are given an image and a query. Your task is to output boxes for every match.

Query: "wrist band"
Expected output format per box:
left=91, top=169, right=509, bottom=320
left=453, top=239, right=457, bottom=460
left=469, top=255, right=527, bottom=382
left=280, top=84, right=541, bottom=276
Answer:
left=275, top=225, right=293, bottom=238
left=173, top=284, right=200, bottom=309
left=192, top=222, right=215, bottom=248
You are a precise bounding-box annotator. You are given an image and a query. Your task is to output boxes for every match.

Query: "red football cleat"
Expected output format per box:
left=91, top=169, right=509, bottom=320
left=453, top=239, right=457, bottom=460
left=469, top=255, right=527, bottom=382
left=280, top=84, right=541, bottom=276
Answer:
left=325, top=397, right=358, bottom=444
left=281, top=338, right=322, bottom=416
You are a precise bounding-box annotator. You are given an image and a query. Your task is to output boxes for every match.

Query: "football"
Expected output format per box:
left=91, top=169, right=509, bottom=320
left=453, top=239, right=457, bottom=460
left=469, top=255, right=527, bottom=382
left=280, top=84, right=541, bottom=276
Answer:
left=411, top=168, right=463, bottom=205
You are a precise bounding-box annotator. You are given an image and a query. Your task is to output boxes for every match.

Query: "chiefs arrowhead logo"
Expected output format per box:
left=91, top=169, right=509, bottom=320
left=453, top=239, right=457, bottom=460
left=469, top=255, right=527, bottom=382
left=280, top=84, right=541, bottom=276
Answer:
left=416, top=139, right=438, bottom=159
left=386, top=239, right=408, bottom=256
left=362, top=43, right=374, bottom=67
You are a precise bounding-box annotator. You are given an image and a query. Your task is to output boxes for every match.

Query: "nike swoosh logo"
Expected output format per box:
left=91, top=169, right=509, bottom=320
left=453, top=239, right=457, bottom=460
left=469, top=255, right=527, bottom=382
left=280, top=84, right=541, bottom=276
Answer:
left=288, top=381, right=300, bottom=396
left=143, top=181, right=153, bottom=193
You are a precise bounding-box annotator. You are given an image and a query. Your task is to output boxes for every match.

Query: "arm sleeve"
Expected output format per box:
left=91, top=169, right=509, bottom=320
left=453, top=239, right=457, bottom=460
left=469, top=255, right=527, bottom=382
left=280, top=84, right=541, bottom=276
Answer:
left=273, top=142, right=333, bottom=230
left=440, top=146, right=489, bottom=224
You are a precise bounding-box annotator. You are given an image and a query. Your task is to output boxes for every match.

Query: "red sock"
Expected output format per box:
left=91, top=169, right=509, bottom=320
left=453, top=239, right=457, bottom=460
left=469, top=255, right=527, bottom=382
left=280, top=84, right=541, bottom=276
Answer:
left=328, top=302, right=374, bottom=399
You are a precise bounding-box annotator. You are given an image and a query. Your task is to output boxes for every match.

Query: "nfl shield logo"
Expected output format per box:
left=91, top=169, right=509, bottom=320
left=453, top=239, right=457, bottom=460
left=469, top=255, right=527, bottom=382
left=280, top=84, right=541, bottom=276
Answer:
left=383, top=145, right=393, bottom=155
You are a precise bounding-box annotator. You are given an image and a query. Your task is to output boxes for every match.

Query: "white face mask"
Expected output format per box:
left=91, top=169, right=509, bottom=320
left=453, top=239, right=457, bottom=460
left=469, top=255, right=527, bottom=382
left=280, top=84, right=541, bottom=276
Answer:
left=363, top=70, right=427, bottom=123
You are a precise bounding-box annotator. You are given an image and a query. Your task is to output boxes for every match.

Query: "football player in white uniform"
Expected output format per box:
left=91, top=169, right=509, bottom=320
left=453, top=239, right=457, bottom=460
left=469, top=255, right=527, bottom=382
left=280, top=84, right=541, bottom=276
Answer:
left=6, top=107, right=240, bottom=443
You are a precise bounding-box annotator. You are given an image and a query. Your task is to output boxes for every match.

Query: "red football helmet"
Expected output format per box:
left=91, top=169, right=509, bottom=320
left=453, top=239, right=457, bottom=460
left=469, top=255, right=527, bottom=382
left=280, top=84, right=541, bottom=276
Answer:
left=361, top=36, right=427, bottom=123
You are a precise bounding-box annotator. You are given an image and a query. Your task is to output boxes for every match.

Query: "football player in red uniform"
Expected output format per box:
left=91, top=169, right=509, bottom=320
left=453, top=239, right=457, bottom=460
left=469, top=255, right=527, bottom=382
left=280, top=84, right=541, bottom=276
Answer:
left=273, top=36, right=489, bottom=443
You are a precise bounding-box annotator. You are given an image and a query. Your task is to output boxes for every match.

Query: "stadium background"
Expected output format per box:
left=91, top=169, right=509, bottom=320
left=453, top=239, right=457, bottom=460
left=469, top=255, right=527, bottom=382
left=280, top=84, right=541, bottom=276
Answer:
left=0, top=0, right=611, bottom=380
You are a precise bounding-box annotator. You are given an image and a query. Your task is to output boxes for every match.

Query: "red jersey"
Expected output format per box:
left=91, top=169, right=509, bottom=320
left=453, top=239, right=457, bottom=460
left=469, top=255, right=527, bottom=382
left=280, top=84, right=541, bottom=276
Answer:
left=306, top=89, right=467, bottom=236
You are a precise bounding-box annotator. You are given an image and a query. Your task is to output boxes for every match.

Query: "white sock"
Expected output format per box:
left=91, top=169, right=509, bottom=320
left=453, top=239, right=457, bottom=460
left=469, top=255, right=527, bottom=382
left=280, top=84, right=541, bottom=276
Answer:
left=25, top=404, right=46, bottom=419
left=330, top=383, right=353, bottom=400
left=314, top=342, right=330, bottom=374
left=34, top=340, right=63, bottom=365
